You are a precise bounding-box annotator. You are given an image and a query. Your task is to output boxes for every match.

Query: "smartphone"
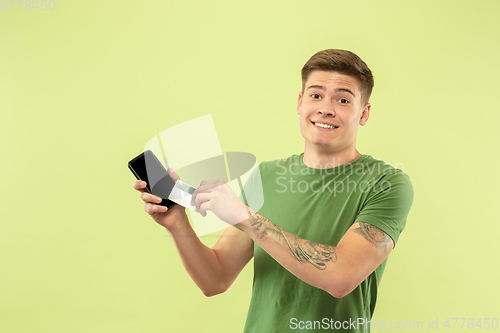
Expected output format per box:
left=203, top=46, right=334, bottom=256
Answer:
left=128, top=150, right=177, bottom=209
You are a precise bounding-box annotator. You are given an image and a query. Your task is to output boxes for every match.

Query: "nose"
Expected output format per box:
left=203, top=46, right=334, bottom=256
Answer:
left=316, top=100, right=335, bottom=116
left=316, top=109, right=336, bottom=117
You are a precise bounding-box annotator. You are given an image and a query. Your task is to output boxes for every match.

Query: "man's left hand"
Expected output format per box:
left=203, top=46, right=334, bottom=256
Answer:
left=191, top=179, right=249, bottom=225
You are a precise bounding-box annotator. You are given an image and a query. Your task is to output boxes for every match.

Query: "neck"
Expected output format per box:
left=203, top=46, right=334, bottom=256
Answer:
left=302, top=144, right=362, bottom=169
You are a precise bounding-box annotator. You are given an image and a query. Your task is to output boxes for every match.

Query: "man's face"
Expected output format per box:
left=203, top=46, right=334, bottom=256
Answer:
left=297, top=70, right=371, bottom=155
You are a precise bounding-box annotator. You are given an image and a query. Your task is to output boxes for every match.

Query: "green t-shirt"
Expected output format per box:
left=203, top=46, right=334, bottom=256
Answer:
left=242, top=153, right=414, bottom=333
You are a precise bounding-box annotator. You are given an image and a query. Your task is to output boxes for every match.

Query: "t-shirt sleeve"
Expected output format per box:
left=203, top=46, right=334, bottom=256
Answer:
left=355, top=171, right=414, bottom=246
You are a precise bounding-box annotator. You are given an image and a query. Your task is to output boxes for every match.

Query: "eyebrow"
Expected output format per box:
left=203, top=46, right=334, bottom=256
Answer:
left=335, top=88, right=356, bottom=97
left=306, top=85, right=326, bottom=91
left=306, top=85, right=356, bottom=97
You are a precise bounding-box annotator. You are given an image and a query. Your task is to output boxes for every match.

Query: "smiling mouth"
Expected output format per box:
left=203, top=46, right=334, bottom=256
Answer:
left=311, top=121, right=339, bottom=129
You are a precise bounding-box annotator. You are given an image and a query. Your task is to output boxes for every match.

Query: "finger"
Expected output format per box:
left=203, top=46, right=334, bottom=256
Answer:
left=144, top=202, right=168, bottom=214
left=193, top=183, right=221, bottom=194
left=141, top=192, right=163, bottom=204
left=133, top=180, right=148, bottom=192
left=167, top=167, right=180, bottom=182
left=199, top=179, right=225, bottom=186
left=193, top=192, right=212, bottom=215
left=192, top=180, right=229, bottom=204
left=199, top=201, right=211, bottom=217
left=191, top=184, right=216, bottom=206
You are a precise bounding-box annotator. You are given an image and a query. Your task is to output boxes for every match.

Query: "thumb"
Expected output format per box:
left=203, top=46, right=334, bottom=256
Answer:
left=167, top=167, right=180, bottom=182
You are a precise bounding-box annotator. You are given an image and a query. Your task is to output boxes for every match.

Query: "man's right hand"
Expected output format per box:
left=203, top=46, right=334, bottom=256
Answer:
left=132, top=167, right=189, bottom=230
left=132, top=167, right=254, bottom=297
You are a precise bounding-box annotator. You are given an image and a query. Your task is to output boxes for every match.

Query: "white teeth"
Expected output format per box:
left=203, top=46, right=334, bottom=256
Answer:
left=314, top=122, right=335, bottom=129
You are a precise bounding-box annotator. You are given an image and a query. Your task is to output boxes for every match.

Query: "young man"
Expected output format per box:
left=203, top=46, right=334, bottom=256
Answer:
left=133, top=49, right=413, bottom=332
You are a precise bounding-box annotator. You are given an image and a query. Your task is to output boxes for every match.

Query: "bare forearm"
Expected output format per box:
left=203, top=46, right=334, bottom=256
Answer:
left=237, top=212, right=341, bottom=296
left=166, top=221, right=225, bottom=296
left=237, top=211, right=393, bottom=298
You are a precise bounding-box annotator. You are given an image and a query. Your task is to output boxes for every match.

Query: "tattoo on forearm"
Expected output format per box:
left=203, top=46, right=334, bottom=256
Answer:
left=353, top=222, right=392, bottom=253
left=248, top=212, right=337, bottom=270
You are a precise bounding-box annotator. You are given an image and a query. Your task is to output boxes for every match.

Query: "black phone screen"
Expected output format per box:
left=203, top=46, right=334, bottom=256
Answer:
left=128, top=150, right=177, bottom=209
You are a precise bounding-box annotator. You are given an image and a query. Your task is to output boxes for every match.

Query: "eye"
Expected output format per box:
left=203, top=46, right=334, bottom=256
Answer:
left=311, top=93, right=321, bottom=99
left=338, top=98, right=349, bottom=104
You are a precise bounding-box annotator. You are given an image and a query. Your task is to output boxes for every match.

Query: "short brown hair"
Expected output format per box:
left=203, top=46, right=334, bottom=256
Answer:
left=301, top=49, right=374, bottom=104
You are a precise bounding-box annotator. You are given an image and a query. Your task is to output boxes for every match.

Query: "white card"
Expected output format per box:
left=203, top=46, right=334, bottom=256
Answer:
left=168, top=180, right=198, bottom=213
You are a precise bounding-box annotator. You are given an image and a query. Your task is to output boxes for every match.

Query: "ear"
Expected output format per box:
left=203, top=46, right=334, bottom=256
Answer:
left=359, top=103, right=371, bottom=126
left=297, top=92, right=303, bottom=115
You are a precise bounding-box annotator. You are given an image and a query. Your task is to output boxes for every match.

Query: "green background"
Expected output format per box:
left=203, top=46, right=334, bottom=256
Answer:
left=1, top=0, right=499, bottom=332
